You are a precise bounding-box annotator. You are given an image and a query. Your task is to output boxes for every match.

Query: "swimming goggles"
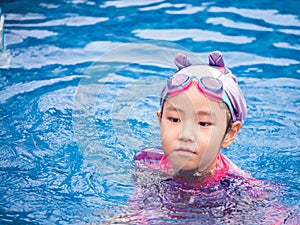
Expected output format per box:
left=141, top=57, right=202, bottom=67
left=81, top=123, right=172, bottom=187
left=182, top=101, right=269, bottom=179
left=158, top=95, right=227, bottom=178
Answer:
left=160, top=73, right=236, bottom=121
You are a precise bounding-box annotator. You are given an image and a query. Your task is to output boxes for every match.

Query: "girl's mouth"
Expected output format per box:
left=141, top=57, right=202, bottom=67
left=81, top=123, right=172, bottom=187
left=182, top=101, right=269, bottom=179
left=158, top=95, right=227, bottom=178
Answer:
left=175, top=148, right=196, bottom=156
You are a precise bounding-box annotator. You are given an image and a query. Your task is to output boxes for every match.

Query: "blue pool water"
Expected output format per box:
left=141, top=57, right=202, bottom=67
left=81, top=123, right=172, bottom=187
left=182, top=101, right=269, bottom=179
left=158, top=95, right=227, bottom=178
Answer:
left=0, top=0, right=299, bottom=224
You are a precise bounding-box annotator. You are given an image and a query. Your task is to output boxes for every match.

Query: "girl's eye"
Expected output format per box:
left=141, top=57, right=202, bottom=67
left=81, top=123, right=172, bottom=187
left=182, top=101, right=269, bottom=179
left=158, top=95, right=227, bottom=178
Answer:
left=167, top=117, right=181, bottom=123
left=198, top=122, right=212, bottom=127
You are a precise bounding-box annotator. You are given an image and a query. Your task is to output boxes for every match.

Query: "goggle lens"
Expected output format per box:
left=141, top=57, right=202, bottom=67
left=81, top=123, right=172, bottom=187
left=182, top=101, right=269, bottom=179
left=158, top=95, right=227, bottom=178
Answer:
left=168, top=74, right=189, bottom=88
left=199, top=77, right=223, bottom=95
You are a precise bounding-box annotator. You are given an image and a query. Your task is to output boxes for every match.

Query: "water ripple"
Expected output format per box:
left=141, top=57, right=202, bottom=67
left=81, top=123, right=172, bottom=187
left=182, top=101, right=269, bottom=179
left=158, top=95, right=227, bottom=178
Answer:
left=214, top=51, right=299, bottom=67
left=208, top=7, right=300, bottom=27
left=100, top=0, right=164, bottom=8
left=133, top=29, right=255, bottom=44
left=6, top=15, right=109, bottom=27
left=166, top=5, right=205, bottom=15
left=5, top=13, right=46, bottom=21
left=139, top=3, right=184, bottom=12
left=9, top=29, right=57, bottom=41
left=206, top=17, right=273, bottom=31
left=273, top=42, right=300, bottom=51
left=0, top=75, right=81, bottom=103
left=278, top=29, right=300, bottom=35
left=5, top=41, right=126, bottom=68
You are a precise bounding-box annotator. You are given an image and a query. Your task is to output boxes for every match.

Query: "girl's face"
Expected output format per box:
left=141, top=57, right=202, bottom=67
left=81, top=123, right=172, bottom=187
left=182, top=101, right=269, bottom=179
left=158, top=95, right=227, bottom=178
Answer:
left=158, top=82, right=229, bottom=172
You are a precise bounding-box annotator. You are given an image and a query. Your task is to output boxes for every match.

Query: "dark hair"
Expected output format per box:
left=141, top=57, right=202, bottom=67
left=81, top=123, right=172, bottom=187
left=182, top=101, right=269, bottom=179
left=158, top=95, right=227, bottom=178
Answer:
left=225, top=112, right=233, bottom=134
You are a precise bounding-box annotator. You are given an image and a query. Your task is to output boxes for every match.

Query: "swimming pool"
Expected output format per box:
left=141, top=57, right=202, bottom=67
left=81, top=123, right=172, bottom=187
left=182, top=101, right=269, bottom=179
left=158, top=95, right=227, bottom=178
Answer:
left=0, top=0, right=299, bottom=224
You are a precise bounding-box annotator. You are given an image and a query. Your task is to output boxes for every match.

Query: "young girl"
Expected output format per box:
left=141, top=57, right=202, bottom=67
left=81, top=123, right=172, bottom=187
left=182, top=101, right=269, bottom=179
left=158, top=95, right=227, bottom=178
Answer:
left=136, top=50, right=247, bottom=186
left=129, top=51, right=289, bottom=224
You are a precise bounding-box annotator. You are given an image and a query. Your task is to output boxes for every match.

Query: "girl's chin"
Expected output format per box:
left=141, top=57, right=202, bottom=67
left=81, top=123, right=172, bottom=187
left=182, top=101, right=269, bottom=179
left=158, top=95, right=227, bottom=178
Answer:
left=171, top=160, right=213, bottom=173
left=171, top=161, right=200, bottom=172
left=166, top=153, right=196, bottom=168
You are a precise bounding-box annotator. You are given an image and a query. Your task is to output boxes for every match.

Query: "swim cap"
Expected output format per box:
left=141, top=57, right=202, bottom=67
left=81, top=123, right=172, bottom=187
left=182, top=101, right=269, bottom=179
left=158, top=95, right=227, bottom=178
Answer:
left=160, top=51, right=247, bottom=124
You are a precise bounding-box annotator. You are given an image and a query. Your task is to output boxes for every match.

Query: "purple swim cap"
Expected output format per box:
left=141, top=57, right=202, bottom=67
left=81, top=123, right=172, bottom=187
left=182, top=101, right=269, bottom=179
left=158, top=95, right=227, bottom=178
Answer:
left=160, top=51, right=247, bottom=124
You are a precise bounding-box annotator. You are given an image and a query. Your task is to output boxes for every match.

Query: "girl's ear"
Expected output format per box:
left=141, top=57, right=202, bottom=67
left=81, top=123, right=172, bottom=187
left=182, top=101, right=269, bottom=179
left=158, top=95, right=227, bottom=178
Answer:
left=156, top=111, right=161, bottom=122
left=221, top=121, right=242, bottom=149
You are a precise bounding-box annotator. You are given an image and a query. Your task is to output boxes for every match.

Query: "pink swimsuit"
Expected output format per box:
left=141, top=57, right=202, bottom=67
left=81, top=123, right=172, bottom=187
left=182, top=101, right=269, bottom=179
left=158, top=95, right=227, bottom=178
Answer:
left=132, top=147, right=290, bottom=224
left=135, top=147, right=248, bottom=186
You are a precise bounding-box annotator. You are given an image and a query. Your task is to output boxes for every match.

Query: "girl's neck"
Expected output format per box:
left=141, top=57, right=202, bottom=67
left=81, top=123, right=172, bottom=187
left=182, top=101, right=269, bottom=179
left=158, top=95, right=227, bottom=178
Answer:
left=176, top=167, right=216, bottom=185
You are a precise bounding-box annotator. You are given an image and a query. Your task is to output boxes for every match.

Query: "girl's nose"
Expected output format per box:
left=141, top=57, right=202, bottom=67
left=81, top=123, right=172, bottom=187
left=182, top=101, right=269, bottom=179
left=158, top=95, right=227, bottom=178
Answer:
left=179, top=122, right=196, bottom=142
